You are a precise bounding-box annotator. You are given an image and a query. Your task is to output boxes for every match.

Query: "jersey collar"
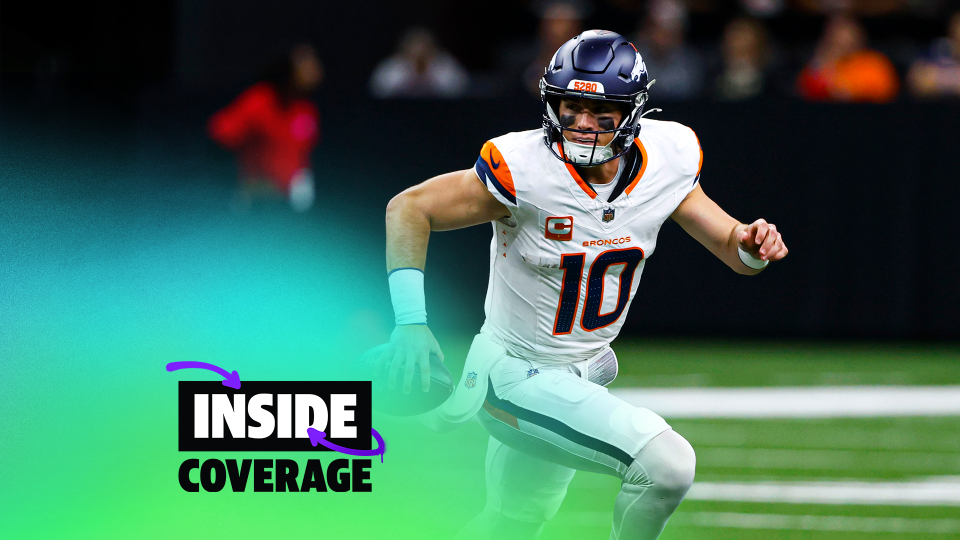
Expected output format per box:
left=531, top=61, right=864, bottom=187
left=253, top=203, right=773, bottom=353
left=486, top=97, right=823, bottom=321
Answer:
left=558, top=143, right=598, bottom=199
left=623, top=138, right=649, bottom=196
left=558, top=139, right=648, bottom=203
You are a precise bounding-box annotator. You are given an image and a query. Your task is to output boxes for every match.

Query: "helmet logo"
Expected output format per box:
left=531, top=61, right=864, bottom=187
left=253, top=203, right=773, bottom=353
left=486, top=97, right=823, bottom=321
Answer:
left=631, top=53, right=646, bottom=82
left=567, top=79, right=605, bottom=93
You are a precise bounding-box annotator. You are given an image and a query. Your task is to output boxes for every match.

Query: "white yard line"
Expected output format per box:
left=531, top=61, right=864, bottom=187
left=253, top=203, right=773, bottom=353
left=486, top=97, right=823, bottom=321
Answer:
left=552, top=386, right=960, bottom=532
left=611, top=386, right=960, bottom=418
left=552, top=510, right=960, bottom=532
left=678, top=512, right=960, bottom=534
left=674, top=423, right=960, bottom=452
left=697, top=447, right=959, bottom=472
left=688, top=478, right=960, bottom=506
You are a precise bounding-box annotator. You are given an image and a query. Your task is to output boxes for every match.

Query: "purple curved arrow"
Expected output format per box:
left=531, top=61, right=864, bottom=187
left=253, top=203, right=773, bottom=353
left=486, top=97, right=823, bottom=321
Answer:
left=308, top=428, right=386, bottom=463
left=166, top=361, right=241, bottom=389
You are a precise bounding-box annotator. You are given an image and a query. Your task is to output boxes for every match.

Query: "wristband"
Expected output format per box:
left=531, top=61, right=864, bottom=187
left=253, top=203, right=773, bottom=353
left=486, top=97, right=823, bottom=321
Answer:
left=738, top=246, right=769, bottom=270
left=388, top=268, right=427, bottom=325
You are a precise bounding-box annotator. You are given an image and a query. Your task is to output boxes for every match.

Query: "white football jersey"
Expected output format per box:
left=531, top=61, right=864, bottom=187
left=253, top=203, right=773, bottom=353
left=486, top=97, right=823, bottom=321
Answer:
left=472, top=120, right=703, bottom=362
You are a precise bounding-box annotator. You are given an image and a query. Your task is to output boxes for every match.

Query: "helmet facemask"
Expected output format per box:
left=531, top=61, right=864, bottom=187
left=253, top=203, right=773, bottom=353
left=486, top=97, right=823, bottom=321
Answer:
left=541, top=80, right=648, bottom=167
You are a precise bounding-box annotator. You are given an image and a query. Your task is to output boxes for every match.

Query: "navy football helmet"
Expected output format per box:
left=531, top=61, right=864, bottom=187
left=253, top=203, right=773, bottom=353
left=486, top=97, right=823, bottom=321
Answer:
left=540, top=30, right=652, bottom=166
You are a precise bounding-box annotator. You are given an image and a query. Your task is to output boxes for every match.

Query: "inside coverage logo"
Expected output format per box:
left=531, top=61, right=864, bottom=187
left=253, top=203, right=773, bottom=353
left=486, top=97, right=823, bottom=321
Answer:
left=169, top=362, right=382, bottom=493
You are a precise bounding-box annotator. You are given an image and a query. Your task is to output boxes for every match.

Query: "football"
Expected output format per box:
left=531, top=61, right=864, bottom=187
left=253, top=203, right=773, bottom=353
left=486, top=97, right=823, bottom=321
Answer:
left=351, top=343, right=454, bottom=416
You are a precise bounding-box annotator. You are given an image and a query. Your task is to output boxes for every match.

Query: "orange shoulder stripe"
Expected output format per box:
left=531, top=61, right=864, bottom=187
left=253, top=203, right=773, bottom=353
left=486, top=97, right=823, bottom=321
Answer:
left=692, top=129, right=703, bottom=178
left=624, top=138, right=649, bottom=195
left=480, top=141, right=515, bottom=196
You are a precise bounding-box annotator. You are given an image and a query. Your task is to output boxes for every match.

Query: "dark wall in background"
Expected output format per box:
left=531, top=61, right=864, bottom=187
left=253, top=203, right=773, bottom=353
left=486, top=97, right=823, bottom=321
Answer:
left=1, top=2, right=175, bottom=94
left=307, top=98, right=960, bottom=340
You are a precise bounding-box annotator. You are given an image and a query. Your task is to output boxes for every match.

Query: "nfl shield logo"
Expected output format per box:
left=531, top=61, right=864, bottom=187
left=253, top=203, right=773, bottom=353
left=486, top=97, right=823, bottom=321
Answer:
left=465, top=371, right=478, bottom=388
left=603, top=207, right=615, bottom=222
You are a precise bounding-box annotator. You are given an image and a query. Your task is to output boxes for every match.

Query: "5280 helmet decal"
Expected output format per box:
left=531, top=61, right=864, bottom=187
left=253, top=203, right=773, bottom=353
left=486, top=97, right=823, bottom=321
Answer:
left=540, top=30, right=653, bottom=167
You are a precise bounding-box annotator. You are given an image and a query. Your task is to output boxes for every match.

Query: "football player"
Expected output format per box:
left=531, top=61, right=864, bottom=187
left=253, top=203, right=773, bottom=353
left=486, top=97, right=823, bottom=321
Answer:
left=379, top=30, right=787, bottom=540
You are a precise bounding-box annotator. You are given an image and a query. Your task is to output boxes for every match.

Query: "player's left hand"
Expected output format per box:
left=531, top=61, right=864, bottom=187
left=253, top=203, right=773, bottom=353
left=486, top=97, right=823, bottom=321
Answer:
left=373, top=324, right=444, bottom=394
left=737, top=218, right=788, bottom=262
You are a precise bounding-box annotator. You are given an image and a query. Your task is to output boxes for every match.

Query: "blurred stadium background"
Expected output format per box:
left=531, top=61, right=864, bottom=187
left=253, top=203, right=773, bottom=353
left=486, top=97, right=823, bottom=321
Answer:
left=2, top=0, right=960, bottom=539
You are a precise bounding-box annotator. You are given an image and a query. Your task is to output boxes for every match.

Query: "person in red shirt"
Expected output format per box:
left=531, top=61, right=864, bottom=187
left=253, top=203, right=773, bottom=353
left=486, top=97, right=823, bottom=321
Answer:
left=209, top=44, right=323, bottom=212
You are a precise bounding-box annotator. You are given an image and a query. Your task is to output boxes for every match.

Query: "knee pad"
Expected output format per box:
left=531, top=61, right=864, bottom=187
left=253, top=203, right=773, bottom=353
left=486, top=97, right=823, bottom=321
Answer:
left=623, top=429, right=696, bottom=497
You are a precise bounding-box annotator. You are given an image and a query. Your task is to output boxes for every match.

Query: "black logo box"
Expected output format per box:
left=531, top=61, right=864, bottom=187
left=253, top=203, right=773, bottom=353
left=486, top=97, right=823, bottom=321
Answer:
left=179, top=381, right=372, bottom=451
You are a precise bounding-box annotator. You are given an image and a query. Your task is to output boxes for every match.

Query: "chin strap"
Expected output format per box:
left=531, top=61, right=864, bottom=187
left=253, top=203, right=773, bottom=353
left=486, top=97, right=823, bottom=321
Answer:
left=562, top=138, right=616, bottom=164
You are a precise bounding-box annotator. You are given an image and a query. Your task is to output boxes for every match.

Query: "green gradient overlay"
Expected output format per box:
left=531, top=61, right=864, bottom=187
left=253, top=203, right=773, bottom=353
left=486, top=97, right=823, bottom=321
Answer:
left=0, top=186, right=485, bottom=537
left=3, top=129, right=959, bottom=539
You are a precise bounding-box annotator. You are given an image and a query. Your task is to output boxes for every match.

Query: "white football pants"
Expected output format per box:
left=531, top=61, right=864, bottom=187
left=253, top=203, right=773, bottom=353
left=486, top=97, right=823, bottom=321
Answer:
left=455, top=351, right=695, bottom=540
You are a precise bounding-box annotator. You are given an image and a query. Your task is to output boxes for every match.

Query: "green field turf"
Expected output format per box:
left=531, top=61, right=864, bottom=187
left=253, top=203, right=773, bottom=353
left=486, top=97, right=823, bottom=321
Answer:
left=379, top=406, right=960, bottom=539
left=611, top=340, right=960, bottom=388
left=417, top=338, right=960, bottom=539
left=548, top=418, right=960, bottom=538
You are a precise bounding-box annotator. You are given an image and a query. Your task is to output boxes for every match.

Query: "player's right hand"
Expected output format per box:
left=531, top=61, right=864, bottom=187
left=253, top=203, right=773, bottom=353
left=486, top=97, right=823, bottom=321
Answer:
left=737, top=218, right=788, bottom=262
left=374, top=325, right=444, bottom=395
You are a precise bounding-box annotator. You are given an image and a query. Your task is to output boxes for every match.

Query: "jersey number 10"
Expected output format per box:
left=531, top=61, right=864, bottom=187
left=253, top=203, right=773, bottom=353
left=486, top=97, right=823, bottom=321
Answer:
left=553, top=247, right=644, bottom=334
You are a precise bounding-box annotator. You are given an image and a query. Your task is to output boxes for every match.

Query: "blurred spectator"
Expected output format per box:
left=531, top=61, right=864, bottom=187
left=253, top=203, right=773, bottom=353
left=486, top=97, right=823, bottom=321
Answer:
left=633, top=0, right=705, bottom=101
left=740, top=0, right=785, bottom=18
left=797, top=15, right=899, bottom=103
left=794, top=0, right=903, bottom=17
left=715, top=18, right=771, bottom=101
left=369, top=28, right=469, bottom=98
left=520, top=2, right=584, bottom=97
left=907, top=10, right=960, bottom=99
left=208, top=44, right=323, bottom=213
